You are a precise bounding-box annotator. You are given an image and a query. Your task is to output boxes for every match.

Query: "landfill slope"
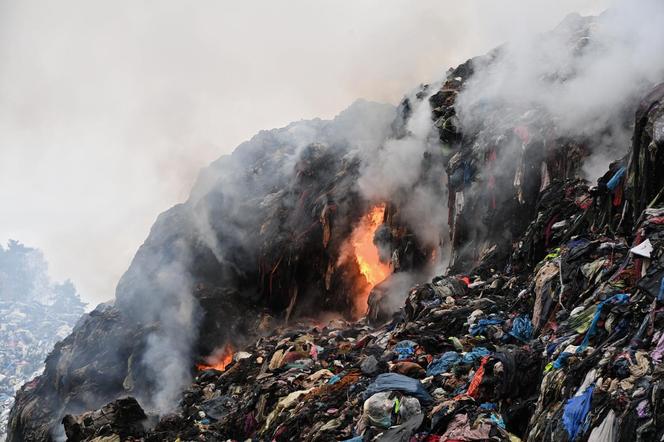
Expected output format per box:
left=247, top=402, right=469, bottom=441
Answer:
left=8, top=10, right=664, bottom=442
left=118, top=75, right=664, bottom=441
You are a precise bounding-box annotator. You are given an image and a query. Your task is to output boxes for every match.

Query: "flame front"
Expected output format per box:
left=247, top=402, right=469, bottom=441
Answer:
left=196, top=343, right=235, bottom=371
left=349, top=204, right=391, bottom=316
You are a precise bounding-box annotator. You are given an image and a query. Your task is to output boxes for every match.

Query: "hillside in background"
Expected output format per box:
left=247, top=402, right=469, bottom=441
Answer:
left=0, top=241, right=86, bottom=441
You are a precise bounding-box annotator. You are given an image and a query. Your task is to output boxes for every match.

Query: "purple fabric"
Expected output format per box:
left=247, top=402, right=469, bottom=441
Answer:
left=652, top=332, right=664, bottom=364
left=637, top=400, right=651, bottom=418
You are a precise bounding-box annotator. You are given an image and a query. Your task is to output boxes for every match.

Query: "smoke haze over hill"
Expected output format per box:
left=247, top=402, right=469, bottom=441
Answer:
left=0, top=0, right=608, bottom=305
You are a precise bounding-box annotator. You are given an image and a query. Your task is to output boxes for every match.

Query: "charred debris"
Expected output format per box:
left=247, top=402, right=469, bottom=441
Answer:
left=8, top=13, right=664, bottom=442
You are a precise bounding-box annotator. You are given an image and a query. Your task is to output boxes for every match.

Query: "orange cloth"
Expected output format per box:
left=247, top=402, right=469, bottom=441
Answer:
left=467, top=356, right=489, bottom=398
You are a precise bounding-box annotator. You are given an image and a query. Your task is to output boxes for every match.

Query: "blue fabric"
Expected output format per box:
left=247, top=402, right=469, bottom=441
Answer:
left=489, top=413, right=506, bottom=429
left=328, top=375, right=341, bottom=385
left=469, top=318, right=503, bottom=336
left=463, top=162, right=473, bottom=184
left=606, top=166, right=626, bottom=191
left=341, top=437, right=364, bottom=442
left=563, top=385, right=594, bottom=440
left=553, top=352, right=572, bottom=369
left=509, top=315, right=533, bottom=342
left=394, top=340, right=418, bottom=360
left=461, top=347, right=490, bottom=364
left=578, top=294, right=630, bottom=351
left=363, top=373, right=433, bottom=404
left=567, top=238, right=590, bottom=249
left=426, top=351, right=461, bottom=376
left=480, top=403, right=497, bottom=410
left=421, top=298, right=442, bottom=309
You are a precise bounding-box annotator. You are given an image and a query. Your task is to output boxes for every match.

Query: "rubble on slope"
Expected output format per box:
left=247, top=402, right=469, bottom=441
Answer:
left=58, top=72, right=664, bottom=442
left=93, top=190, right=664, bottom=441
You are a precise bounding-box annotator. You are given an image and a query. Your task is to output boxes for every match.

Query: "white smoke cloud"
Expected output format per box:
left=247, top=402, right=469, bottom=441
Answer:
left=0, top=0, right=610, bottom=305
left=358, top=88, right=440, bottom=201
left=141, top=261, right=199, bottom=411
left=456, top=0, right=664, bottom=176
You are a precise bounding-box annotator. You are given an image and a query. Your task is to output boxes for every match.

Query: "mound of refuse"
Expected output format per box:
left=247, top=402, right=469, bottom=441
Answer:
left=53, top=57, right=664, bottom=442
left=8, top=8, right=664, bottom=441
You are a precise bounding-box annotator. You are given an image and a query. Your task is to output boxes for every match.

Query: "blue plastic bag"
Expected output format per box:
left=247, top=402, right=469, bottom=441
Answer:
left=563, top=385, right=594, bottom=440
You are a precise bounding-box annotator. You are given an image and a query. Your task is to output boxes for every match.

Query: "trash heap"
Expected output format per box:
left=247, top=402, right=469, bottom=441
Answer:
left=58, top=162, right=664, bottom=441
left=11, top=11, right=664, bottom=442
left=0, top=241, right=86, bottom=442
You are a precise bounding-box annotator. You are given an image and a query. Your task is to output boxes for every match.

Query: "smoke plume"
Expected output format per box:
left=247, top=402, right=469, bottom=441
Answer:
left=456, top=0, right=664, bottom=177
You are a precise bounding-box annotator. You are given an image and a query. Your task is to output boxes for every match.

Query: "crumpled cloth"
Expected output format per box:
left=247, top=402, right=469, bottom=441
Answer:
left=394, top=340, right=418, bottom=360
left=467, top=356, right=490, bottom=398
left=440, top=413, right=493, bottom=441
left=427, top=351, right=461, bottom=376
left=533, top=261, right=559, bottom=329
left=620, top=351, right=650, bottom=390
left=509, top=315, right=533, bottom=342
left=363, top=373, right=433, bottom=404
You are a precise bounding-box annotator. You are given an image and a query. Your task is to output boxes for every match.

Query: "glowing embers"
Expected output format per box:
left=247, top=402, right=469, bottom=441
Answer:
left=345, top=203, right=392, bottom=317
left=196, top=343, right=235, bottom=372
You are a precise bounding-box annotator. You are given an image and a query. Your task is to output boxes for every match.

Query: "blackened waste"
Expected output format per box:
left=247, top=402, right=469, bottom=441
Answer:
left=9, top=13, right=664, bottom=442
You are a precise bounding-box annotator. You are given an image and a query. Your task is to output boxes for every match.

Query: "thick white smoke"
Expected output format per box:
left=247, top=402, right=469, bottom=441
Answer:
left=141, top=260, right=199, bottom=411
left=357, top=85, right=448, bottom=250
left=456, top=0, right=664, bottom=179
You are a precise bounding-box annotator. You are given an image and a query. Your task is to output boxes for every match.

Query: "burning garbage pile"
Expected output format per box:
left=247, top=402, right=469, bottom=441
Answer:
left=57, top=76, right=664, bottom=440
left=0, top=241, right=86, bottom=442
left=8, top=99, right=422, bottom=441
left=196, top=344, right=235, bottom=372
left=8, top=5, right=664, bottom=441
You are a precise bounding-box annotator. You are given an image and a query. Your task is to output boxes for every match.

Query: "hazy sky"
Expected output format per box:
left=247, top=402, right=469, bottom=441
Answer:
left=0, top=0, right=608, bottom=305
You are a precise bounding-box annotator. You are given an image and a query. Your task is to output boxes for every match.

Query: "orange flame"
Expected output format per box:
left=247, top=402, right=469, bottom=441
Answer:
left=349, top=204, right=391, bottom=316
left=196, top=343, right=235, bottom=371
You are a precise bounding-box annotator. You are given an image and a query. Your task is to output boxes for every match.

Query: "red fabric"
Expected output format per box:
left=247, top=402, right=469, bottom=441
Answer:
left=613, top=183, right=623, bottom=207
left=576, top=195, right=593, bottom=210
left=467, top=356, right=490, bottom=398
